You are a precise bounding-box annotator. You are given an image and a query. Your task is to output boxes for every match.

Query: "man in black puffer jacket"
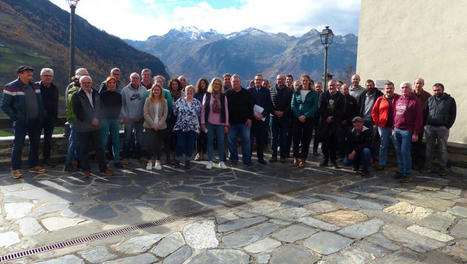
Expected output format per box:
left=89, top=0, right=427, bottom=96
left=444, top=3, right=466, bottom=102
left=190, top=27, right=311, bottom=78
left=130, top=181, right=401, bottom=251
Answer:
left=343, top=116, right=372, bottom=177
left=423, top=83, right=457, bottom=176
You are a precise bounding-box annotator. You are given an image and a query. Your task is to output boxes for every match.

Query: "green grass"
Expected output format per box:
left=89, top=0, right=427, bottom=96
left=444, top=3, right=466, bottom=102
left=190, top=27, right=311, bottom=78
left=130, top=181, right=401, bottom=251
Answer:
left=0, top=130, right=12, bottom=137
left=0, top=45, right=51, bottom=72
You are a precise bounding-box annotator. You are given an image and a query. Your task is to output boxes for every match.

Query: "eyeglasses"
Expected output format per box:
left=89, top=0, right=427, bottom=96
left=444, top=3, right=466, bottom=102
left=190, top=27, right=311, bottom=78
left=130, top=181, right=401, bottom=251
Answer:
left=42, top=75, right=53, bottom=77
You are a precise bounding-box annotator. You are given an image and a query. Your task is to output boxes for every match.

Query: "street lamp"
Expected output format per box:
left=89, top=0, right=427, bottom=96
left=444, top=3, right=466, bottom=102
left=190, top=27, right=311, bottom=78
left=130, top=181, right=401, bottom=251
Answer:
left=320, top=26, right=334, bottom=92
left=67, top=0, right=80, bottom=79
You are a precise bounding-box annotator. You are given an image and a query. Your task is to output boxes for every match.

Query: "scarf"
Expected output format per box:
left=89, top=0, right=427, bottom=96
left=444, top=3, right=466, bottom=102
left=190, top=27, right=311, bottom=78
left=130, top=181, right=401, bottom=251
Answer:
left=212, top=91, right=221, bottom=113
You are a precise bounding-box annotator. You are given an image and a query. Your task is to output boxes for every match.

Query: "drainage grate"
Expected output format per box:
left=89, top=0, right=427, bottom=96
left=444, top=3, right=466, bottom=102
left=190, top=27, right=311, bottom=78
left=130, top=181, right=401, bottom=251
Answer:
left=0, top=215, right=181, bottom=262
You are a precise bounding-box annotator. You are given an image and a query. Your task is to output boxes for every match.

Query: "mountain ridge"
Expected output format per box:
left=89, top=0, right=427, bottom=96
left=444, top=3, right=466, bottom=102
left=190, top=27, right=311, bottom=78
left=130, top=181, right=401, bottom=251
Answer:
left=0, top=0, right=169, bottom=99
left=126, top=26, right=357, bottom=84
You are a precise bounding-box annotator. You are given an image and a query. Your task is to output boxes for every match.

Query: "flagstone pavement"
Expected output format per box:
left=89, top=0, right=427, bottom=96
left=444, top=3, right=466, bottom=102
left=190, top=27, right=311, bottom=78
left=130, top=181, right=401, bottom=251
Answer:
left=0, top=157, right=466, bottom=263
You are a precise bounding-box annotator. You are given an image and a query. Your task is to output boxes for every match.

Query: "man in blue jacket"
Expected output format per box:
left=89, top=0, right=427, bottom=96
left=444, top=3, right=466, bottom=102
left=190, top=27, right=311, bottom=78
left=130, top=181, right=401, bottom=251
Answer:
left=1, top=65, right=46, bottom=179
left=248, top=74, right=272, bottom=164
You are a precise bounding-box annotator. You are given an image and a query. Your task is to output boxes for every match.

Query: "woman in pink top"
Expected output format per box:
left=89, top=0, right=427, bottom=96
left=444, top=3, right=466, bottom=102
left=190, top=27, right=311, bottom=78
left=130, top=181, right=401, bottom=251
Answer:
left=201, top=77, right=229, bottom=169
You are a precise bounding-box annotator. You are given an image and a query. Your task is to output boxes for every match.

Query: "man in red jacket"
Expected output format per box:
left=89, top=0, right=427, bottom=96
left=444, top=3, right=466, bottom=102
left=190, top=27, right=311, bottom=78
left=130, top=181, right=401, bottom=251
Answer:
left=371, top=81, right=399, bottom=170
left=392, top=81, right=423, bottom=183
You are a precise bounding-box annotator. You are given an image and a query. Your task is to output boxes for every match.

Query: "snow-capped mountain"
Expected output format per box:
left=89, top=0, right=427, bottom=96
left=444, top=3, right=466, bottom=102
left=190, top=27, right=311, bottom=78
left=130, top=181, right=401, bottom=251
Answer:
left=125, top=27, right=357, bottom=84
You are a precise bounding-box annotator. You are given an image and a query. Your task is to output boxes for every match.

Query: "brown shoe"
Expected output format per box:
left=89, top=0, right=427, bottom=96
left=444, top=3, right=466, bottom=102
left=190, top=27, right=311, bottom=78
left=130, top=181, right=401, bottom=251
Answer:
left=293, top=158, right=299, bottom=167
left=399, top=177, right=413, bottom=183
left=299, top=159, right=306, bottom=168
left=100, top=169, right=113, bottom=176
left=29, top=166, right=46, bottom=174
left=83, top=171, right=91, bottom=178
left=12, top=169, right=23, bottom=179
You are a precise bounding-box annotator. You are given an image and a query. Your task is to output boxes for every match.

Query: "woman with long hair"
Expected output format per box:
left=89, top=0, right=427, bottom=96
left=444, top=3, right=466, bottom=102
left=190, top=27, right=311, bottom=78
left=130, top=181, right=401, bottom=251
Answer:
left=143, top=84, right=168, bottom=170
left=291, top=75, right=319, bottom=168
left=166, top=78, right=183, bottom=163
left=173, top=85, right=202, bottom=169
left=201, top=78, right=229, bottom=169
left=194, top=78, right=209, bottom=161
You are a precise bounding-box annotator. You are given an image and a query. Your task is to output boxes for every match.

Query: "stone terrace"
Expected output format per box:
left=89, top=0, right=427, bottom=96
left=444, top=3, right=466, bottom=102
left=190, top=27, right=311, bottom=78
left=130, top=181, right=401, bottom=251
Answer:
left=0, top=157, right=466, bottom=263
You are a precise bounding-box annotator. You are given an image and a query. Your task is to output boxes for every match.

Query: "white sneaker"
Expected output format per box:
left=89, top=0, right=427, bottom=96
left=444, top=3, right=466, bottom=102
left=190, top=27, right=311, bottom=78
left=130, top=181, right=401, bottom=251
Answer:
left=146, top=162, right=152, bottom=170
left=194, top=153, right=202, bottom=161
left=219, top=161, right=228, bottom=169
left=206, top=161, right=213, bottom=170
left=154, top=162, right=162, bottom=170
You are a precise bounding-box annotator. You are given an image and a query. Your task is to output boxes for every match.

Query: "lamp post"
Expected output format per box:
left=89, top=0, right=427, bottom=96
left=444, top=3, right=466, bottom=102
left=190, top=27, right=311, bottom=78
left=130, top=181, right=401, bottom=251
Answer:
left=320, top=26, right=334, bottom=92
left=68, top=0, right=80, bottom=79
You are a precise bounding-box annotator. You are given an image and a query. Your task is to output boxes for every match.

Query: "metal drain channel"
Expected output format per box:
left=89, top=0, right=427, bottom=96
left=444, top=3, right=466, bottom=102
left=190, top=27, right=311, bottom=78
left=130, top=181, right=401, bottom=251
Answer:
left=1, top=174, right=346, bottom=262
left=0, top=215, right=181, bottom=262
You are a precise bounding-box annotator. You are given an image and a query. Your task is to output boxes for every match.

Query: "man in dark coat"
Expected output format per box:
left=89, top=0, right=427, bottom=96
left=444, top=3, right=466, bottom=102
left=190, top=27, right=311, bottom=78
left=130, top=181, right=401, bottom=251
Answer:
left=319, top=80, right=344, bottom=168
left=248, top=74, right=272, bottom=164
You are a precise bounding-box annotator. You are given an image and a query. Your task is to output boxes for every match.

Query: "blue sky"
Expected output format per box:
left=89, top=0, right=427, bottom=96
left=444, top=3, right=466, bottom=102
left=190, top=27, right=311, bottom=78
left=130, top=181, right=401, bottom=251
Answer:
left=50, top=0, right=361, bottom=40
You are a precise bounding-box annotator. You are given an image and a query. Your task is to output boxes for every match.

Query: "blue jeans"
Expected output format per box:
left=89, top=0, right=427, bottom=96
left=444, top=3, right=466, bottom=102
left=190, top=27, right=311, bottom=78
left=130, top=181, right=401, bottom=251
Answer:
left=392, top=128, right=412, bottom=176
left=66, top=121, right=80, bottom=165
left=206, top=123, right=225, bottom=162
left=175, top=131, right=197, bottom=161
left=377, top=126, right=392, bottom=166
left=12, top=119, right=41, bottom=170
left=270, top=116, right=289, bottom=158
left=101, top=119, right=120, bottom=163
left=344, top=147, right=371, bottom=171
left=228, top=123, right=251, bottom=165
left=123, top=120, right=143, bottom=159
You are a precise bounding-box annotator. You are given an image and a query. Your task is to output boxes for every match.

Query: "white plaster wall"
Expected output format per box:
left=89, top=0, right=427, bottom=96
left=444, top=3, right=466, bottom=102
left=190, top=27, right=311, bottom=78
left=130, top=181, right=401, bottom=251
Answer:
left=357, top=0, right=467, bottom=143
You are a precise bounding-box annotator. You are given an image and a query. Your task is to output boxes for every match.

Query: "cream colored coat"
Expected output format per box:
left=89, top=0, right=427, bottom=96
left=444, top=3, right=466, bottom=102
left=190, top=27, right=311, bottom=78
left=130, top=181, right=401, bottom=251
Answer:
left=143, top=98, right=168, bottom=129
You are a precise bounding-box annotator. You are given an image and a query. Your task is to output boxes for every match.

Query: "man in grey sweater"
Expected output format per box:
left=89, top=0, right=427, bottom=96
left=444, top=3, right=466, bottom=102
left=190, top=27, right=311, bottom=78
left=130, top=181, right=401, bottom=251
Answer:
left=121, top=72, right=147, bottom=163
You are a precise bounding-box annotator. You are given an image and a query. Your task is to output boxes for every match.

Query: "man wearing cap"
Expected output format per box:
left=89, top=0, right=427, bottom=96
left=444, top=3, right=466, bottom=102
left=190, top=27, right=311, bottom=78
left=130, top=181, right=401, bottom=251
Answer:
left=344, top=116, right=372, bottom=177
left=1, top=65, right=46, bottom=179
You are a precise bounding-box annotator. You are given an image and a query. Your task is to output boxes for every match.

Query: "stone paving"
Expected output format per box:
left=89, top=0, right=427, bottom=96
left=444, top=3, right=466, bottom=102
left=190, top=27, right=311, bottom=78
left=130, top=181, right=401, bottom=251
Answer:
left=0, top=156, right=466, bottom=263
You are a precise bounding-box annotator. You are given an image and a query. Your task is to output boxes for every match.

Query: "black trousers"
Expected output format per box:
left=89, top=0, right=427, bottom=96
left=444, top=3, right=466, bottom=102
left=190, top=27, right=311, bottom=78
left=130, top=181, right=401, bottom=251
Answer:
left=292, top=118, right=314, bottom=159
left=411, top=130, right=425, bottom=169
left=250, top=119, right=268, bottom=160
left=78, top=129, right=107, bottom=172
left=196, top=130, right=207, bottom=154
left=41, top=118, right=55, bottom=161
left=144, top=128, right=166, bottom=160
left=322, top=123, right=340, bottom=163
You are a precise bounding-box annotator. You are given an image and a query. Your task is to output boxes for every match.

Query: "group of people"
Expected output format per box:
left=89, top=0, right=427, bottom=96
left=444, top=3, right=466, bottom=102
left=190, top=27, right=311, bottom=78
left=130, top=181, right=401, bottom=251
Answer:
left=1, top=65, right=457, bottom=183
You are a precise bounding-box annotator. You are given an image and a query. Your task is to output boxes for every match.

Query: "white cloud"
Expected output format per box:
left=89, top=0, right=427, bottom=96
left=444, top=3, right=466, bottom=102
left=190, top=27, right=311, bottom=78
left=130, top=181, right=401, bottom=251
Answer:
left=49, top=0, right=360, bottom=40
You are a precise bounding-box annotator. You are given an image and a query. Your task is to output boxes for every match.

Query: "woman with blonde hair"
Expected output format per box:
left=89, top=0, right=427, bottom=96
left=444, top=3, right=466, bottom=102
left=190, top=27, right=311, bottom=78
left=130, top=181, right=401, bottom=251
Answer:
left=143, top=84, right=168, bottom=170
left=201, top=78, right=229, bottom=169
